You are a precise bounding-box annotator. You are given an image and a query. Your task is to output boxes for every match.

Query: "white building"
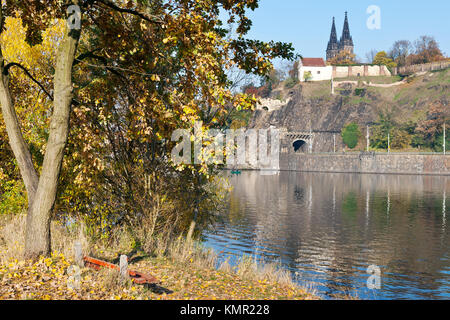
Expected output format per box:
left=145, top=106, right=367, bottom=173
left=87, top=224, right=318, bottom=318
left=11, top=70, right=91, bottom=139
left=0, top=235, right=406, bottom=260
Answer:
left=298, top=58, right=333, bottom=82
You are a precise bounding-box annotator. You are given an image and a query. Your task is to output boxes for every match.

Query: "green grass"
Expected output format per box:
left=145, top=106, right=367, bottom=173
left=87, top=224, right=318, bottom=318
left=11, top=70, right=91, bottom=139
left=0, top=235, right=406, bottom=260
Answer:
left=345, top=96, right=371, bottom=105
left=301, top=81, right=333, bottom=100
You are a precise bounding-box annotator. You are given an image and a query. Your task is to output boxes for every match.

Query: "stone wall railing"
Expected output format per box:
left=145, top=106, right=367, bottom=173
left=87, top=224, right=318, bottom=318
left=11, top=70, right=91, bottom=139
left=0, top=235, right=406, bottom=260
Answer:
left=396, top=60, right=450, bottom=75
left=333, top=65, right=391, bottom=78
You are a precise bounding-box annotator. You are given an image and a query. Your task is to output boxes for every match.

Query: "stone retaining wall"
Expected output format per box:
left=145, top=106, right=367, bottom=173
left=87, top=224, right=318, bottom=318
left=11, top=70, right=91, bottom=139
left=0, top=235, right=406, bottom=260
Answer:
left=280, top=153, right=450, bottom=175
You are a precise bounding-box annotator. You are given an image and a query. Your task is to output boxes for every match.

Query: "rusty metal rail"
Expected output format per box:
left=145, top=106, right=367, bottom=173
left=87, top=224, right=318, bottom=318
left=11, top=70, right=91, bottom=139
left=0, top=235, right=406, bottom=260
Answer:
left=83, top=256, right=158, bottom=285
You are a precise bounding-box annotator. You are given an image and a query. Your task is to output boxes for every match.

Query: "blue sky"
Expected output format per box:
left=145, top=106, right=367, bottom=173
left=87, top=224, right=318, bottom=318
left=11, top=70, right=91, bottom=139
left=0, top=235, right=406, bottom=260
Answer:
left=241, top=0, right=449, bottom=63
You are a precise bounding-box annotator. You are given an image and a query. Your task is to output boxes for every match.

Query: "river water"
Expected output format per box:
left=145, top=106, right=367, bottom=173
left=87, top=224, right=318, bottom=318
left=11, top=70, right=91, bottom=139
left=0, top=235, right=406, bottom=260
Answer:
left=203, top=171, right=449, bottom=300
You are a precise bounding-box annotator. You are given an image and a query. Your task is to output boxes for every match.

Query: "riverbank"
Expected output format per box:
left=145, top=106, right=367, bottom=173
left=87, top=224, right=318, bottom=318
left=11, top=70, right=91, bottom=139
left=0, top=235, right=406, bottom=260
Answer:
left=280, top=152, right=450, bottom=175
left=0, top=215, right=319, bottom=300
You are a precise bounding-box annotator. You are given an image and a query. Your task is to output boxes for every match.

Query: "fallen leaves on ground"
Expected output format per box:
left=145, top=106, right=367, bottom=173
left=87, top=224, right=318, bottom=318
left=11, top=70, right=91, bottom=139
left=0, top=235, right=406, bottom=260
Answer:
left=0, top=253, right=318, bottom=300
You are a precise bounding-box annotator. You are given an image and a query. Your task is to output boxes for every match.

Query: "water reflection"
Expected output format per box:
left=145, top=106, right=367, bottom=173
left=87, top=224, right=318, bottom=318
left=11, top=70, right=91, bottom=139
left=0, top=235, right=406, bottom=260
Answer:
left=204, top=171, right=450, bottom=299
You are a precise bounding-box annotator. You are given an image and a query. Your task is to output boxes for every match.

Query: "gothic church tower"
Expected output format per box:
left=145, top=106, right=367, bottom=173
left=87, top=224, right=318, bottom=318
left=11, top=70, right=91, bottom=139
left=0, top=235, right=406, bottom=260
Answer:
left=326, top=12, right=354, bottom=61
left=326, top=17, right=339, bottom=61
left=339, top=12, right=354, bottom=54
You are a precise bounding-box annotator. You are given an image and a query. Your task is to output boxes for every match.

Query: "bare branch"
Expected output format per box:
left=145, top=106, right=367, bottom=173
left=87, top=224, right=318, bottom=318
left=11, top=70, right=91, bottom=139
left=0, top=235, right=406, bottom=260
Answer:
left=4, top=62, right=53, bottom=101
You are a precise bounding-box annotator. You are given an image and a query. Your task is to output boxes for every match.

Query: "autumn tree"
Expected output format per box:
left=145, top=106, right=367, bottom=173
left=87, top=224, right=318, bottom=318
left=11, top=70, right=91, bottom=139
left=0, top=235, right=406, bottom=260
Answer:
left=416, top=100, right=450, bottom=151
left=288, top=60, right=299, bottom=80
left=303, top=71, right=312, bottom=82
left=370, top=111, right=396, bottom=150
left=0, top=17, right=64, bottom=216
left=327, top=50, right=356, bottom=65
left=388, top=40, right=412, bottom=67
left=0, top=1, right=81, bottom=258
left=0, top=0, right=295, bottom=258
left=372, top=51, right=397, bottom=69
left=407, top=36, right=446, bottom=65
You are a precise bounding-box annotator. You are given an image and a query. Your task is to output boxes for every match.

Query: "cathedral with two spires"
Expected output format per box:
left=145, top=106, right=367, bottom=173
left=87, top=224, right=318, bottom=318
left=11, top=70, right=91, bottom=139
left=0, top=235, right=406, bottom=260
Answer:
left=326, top=12, right=354, bottom=61
left=297, top=12, right=390, bottom=82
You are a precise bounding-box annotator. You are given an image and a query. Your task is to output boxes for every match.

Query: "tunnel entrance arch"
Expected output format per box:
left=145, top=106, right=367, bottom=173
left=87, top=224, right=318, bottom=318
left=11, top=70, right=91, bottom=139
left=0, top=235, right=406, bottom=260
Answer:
left=284, top=132, right=314, bottom=154
left=293, top=140, right=307, bottom=152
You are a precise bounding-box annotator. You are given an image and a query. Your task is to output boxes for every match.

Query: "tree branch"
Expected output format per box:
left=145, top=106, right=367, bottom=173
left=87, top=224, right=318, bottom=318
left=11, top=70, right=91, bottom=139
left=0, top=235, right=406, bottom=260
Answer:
left=4, top=62, right=54, bottom=101
left=95, top=0, right=164, bottom=24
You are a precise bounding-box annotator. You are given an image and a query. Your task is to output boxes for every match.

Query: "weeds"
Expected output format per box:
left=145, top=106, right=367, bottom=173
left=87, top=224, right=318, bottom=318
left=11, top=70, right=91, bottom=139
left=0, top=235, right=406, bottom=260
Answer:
left=0, top=215, right=319, bottom=300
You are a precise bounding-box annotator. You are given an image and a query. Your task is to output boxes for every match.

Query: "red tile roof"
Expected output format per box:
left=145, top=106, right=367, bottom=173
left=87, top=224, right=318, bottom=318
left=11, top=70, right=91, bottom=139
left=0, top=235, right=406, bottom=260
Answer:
left=301, top=58, right=326, bottom=67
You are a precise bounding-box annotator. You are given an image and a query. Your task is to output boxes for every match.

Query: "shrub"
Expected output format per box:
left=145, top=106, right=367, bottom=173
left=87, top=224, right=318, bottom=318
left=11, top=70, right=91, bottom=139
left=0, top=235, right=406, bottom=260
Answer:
left=341, top=123, right=361, bottom=149
left=284, top=77, right=299, bottom=89
left=406, top=75, right=416, bottom=83
left=354, top=88, right=366, bottom=96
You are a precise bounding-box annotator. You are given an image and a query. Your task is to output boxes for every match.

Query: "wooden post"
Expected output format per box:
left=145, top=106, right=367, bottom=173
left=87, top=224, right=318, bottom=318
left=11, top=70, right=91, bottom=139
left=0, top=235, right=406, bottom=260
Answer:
left=74, top=241, right=83, bottom=267
left=119, top=255, right=128, bottom=280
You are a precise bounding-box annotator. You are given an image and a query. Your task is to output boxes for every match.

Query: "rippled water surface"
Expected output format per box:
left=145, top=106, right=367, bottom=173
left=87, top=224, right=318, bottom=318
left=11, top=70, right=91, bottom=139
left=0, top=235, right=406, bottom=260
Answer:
left=203, top=171, right=449, bottom=299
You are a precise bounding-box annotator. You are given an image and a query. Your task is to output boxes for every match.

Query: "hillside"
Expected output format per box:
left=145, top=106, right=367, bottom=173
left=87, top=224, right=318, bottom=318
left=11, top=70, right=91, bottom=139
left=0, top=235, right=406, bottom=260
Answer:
left=248, top=68, right=449, bottom=151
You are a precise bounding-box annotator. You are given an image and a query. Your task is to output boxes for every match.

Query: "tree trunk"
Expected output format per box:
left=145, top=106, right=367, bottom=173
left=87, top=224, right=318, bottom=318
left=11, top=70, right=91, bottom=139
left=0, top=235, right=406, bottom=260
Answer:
left=0, top=12, right=39, bottom=207
left=24, top=17, right=81, bottom=259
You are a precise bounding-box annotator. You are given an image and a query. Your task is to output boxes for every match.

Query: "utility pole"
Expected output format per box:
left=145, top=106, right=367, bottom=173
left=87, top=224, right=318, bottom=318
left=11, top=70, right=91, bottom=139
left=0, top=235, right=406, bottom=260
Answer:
left=366, top=126, right=370, bottom=152
left=331, top=76, right=335, bottom=95
left=309, top=128, right=313, bottom=154
left=388, top=133, right=390, bottom=154
left=333, top=133, right=336, bottom=153
left=444, top=123, right=446, bottom=155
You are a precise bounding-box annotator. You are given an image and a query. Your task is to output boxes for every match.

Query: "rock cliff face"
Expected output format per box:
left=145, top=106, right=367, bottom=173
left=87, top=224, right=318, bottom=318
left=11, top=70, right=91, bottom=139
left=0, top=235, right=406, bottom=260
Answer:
left=248, top=86, right=376, bottom=152
left=249, top=86, right=375, bottom=133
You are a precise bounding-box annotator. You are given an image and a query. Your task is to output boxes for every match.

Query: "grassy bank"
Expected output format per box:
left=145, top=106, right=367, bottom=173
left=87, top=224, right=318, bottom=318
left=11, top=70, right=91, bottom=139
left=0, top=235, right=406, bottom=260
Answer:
left=0, top=215, right=319, bottom=300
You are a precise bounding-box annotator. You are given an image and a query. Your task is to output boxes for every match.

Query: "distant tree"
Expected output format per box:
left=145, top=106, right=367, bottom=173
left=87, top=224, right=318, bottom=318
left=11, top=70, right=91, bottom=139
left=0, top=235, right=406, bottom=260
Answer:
left=365, top=49, right=378, bottom=64
left=242, top=84, right=259, bottom=96
left=303, top=71, right=312, bottom=82
left=434, top=131, right=450, bottom=153
left=288, top=60, right=300, bottom=80
left=228, top=67, right=257, bottom=93
left=284, top=77, right=299, bottom=89
left=370, top=111, right=413, bottom=150
left=372, top=51, right=397, bottom=69
left=257, top=83, right=272, bottom=98
left=407, top=36, right=446, bottom=65
left=390, top=128, right=412, bottom=150
left=277, top=60, right=294, bottom=82
left=327, top=50, right=357, bottom=65
left=416, top=100, right=450, bottom=150
left=341, top=123, right=361, bottom=149
left=370, top=111, right=396, bottom=149
left=389, top=40, right=412, bottom=67
left=261, top=68, right=281, bottom=88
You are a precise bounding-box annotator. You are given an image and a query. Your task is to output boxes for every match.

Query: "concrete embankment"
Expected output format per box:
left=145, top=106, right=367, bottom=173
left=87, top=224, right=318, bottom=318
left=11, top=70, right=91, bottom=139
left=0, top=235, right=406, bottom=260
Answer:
left=280, top=153, right=450, bottom=175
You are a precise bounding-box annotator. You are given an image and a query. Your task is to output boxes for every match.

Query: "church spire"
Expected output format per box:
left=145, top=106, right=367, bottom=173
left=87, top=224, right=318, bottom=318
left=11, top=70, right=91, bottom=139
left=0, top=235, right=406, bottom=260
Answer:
left=340, top=11, right=353, bottom=46
left=328, top=17, right=337, bottom=46
left=326, top=17, right=339, bottom=60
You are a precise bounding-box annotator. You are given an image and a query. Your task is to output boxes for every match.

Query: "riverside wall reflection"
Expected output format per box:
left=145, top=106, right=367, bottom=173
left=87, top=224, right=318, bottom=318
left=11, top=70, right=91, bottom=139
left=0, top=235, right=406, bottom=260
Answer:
left=204, top=171, right=449, bottom=299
